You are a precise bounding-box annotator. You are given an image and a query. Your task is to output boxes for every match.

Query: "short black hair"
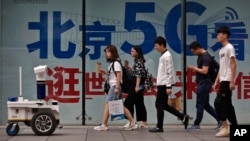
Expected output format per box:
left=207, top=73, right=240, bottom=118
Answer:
left=154, top=36, right=166, bottom=47
left=217, top=26, right=231, bottom=37
left=189, top=41, right=202, bottom=50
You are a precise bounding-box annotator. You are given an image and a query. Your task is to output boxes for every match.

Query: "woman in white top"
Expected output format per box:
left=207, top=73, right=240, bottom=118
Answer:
left=94, top=45, right=138, bottom=131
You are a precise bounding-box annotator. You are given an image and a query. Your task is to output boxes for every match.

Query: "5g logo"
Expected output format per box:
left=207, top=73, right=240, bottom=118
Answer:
left=165, top=2, right=207, bottom=56
left=122, top=2, right=208, bottom=56
left=122, top=2, right=246, bottom=59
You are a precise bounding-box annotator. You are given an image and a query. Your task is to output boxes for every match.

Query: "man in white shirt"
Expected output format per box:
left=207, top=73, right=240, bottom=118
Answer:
left=213, top=26, right=238, bottom=137
left=149, top=36, right=189, bottom=132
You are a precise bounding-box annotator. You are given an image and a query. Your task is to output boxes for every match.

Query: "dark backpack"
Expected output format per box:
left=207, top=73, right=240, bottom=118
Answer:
left=111, top=60, right=133, bottom=93
left=207, top=53, right=219, bottom=83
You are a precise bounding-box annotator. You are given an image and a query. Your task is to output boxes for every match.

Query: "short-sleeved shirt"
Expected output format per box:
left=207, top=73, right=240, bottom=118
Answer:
left=196, top=52, right=211, bottom=82
left=108, top=61, right=122, bottom=86
left=131, top=60, right=146, bottom=85
left=131, top=60, right=146, bottom=78
left=219, top=43, right=236, bottom=82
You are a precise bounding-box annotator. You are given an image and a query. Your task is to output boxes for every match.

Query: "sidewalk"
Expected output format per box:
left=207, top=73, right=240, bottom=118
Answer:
left=0, top=125, right=229, bottom=141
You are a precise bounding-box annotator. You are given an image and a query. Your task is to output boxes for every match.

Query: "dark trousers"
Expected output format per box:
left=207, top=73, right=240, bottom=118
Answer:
left=214, top=81, right=237, bottom=125
left=194, top=80, right=219, bottom=125
left=124, top=89, right=147, bottom=122
left=156, top=86, right=185, bottom=129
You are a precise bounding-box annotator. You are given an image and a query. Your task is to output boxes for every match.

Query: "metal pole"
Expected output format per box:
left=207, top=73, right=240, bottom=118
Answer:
left=82, top=0, right=86, bottom=125
left=19, top=66, right=22, bottom=97
left=181, top=0, right=187, bottom=115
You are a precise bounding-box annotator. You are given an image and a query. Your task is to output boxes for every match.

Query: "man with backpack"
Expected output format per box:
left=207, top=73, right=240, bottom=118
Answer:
left=187, top=41, right=221, bottom=130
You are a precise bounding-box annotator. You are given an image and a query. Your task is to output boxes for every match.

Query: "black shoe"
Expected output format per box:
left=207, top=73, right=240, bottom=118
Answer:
left=183, top=115, right=189, bottom=129
left=149, top=127, right=164, bottom=132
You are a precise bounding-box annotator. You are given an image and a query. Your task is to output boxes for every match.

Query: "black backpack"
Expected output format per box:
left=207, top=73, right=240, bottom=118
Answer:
left=111, top=60, right=133, bottom=93
left=207, top=53, right=220, bottom=83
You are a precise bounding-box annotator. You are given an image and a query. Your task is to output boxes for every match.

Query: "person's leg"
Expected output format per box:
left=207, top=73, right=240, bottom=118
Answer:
left=204, top=93, right=220, bottom=122
left=204, top=94, right=222, bottom=130
left=225, top=87, right=238, bottom=125
left=155, top=86, right=167, bottom=129
left=164, top=98, right=185, bottom=120
left=124, top=107, right=135, bottom=124
left=194, top=80, right=214, bottom=125
left=214, top=82, right=230, bottom=137
left=94, top=86, right=117, bottom=130
left=103, top=86, right=121, bottom=125
left=124, top=91, right=136, bottom=118
left=214, top=91, right=228, bottom=126
left=214, top=82, right=230, bottom=125
left=123, top=106, right=139, bottom=130
left=163, top=90, right=189, bottom=129
left=102, top=102, right=109, bottom=126
left=149, top=86, right=165, bottom=132
left=135, top=90, right=147, bottom=123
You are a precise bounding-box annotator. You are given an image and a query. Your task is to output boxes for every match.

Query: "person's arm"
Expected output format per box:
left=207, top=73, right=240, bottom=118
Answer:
left=212, top=68, right=220, bottom=91
left=135, top=77, right=141, bottom=92
left=99, top=69, right=108, bottom=75
left=230, top=57, right=236, bottom=82
left=214, top=68, right=220, bottom=84
left=229, top=56, right=236, bottom=90
left=188, top=54, right=209, bottom=74
left=134, top=61, right=144, bottom=92
left=115, top=71, right=122, bottom=89
left=113, top=61, right=122, bottom=94
left=165, top=55, right=174, bottom=89
left=190, top=66, right=209, bottom=74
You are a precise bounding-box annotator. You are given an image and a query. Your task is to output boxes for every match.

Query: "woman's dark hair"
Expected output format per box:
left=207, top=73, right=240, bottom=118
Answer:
left=104, top=44, right=120, bottom=62
left=132, top=45, right=145, bottom=62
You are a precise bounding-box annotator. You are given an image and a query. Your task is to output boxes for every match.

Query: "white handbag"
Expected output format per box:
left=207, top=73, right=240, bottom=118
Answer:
left=108, top=99, right=125, bottom=121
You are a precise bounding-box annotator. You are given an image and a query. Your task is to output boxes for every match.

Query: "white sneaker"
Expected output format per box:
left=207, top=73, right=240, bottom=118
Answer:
left=215, top=127, right=229, bottom=137
left=93, top=124, right=108, bottom=131
left=139, top=123, right=148, bottom=129
left=125, top=123, right=139, bottom=131
left=123, top=121, right=130, bottom=128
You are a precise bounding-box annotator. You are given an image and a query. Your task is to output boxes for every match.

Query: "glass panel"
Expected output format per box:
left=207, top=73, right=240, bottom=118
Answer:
left=0, top=0, right=83, bottom=125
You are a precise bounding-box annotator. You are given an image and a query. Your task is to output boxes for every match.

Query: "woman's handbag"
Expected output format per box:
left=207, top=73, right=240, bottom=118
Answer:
left=103, top=64, right=113, bottom=94
left=108, top=99, right=125, bottom=121
left=104, top=80, right=110, bottom=94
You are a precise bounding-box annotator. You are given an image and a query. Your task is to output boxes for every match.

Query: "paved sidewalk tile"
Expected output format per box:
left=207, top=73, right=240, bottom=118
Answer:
left=0, top=125, right=230, bottom=141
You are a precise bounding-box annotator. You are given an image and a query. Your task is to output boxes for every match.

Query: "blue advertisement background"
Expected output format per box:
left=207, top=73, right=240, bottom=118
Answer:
left=0, top=0, right=250, bottom=125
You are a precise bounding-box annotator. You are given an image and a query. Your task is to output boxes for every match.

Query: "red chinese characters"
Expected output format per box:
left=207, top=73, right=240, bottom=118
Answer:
left=46, top=67, right=81, bottom=103
left=42, top=66, right=250, bottom=103
left=235, top=72, right=250, bottom=99
left=85, top=72, right=105, bottom=95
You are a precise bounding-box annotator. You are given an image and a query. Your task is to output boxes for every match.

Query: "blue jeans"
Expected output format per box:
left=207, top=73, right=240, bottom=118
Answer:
left=194, top=80, right=219, bottom=125
left=105, top=85, right=121, bottom=102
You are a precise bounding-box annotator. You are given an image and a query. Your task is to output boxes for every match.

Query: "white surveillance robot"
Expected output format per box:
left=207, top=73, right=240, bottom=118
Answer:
left=6, top=66, right=62, bottom=136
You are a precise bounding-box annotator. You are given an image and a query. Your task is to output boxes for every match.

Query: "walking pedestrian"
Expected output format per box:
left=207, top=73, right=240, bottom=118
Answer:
left=123, top=45, right=148, bottom=128
left=94, top=45, right=139, bottom=131
left=213, top=26, right=238, bottom=137
left=187, top=41, right=221, bottom=130
left=149, top=36, right=189, bottom=132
